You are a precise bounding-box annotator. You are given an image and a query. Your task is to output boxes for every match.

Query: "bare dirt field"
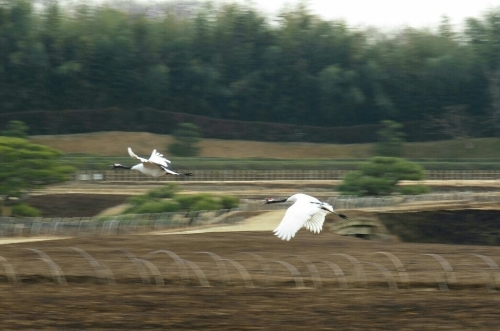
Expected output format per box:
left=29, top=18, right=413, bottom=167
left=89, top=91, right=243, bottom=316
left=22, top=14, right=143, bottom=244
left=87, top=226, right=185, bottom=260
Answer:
left=26, top=193, right=130, bottom=217
left=4, top=189, right=500, bottom=330
left=6, top=133, right=497, bottom=329
left=1, top=231, right=500, bottom=330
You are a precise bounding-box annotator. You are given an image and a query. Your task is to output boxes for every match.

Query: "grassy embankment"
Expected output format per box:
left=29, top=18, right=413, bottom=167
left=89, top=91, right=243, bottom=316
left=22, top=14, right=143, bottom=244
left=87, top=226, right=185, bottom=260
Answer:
left=29, top=132, right=500, bottom=170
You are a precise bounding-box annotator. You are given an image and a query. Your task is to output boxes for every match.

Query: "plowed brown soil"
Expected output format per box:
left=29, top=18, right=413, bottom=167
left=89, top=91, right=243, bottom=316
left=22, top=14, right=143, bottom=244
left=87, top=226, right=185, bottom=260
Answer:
left=7, top=133, right=500, bottom=329
left=1, top=232, right=499, bottom=330
left=26, top=193, right=130, bottom=218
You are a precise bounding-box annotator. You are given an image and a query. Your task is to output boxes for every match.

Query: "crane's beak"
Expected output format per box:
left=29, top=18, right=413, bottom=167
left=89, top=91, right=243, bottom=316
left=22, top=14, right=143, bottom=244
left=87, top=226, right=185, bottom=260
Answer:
left=261, top=198, right=274, bottom=205
left=260, top=198, right=270, bottom=206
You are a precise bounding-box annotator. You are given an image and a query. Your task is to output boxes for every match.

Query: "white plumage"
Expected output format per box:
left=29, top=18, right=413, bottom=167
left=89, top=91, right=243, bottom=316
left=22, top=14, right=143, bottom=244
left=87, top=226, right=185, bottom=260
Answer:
left=127, top=147, right=177, bottom=177
left=110, top=147, right=192, bottom=177
left=265, top=193, right=348, bottom=241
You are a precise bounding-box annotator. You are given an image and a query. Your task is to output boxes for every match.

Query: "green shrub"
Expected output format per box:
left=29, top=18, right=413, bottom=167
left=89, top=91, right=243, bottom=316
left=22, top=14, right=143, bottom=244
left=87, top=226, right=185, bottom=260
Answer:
left=374, top=120, right=405, bottom=157
left=175, top=194, right=218, bottom=211
left=126, top=195, right=150, bottom=206
left=191, top=199, right=222, bottom=211
left=220, top=195, right=240, bottom=209
left=174, top=194, right=206, bottom=210
left=338, top=157, right=428, bottom=196
left=1, top=120, right=29, bottom=138
left=338, top=172, right=395, bottom=196
left=125, top=200, right=181, bottom=214
left=168, top=143, right=201, bottom=157
left=399, top=185, right=431, bottom=195
left=11, top=203, right=41, bottom=217
left=174, top=194, right=239, bottom=211
left=168, top=123, right=202, bottom=157
left=120, top=187, right=240, bottom=215
left=336, top=172, right=362, bottom=195
left=147, top=184, right=180, bottom=199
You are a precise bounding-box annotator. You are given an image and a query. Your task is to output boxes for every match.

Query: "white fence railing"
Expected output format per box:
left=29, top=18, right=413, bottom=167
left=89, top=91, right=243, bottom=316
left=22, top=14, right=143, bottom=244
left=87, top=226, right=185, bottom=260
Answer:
left=0, top=208, right=241, bottom=238
left=257, top=192, right=500, bottom=211
left=74, top=170, right=500, bottom=182
left=3, top=192, right=500, bottom=238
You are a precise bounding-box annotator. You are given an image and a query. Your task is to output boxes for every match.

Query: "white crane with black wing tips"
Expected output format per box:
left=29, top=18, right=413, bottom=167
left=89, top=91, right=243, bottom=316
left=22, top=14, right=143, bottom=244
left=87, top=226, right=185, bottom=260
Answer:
left=109, top=147, right=193, bottom=177
left=264, top=193, right=348, bottom=241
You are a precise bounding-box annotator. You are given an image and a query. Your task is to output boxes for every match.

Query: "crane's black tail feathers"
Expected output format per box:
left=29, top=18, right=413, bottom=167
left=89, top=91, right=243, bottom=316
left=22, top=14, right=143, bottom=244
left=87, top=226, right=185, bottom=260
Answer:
left=183, top=172, right=194, bottom=176
left=338, top=213, right=348, bottom=220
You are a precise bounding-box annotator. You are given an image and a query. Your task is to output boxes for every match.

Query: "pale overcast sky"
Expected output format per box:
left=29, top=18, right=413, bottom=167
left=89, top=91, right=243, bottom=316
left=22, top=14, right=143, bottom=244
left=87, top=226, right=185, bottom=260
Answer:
left=227, top=0, right=499, bottom=29
left=87, top=0, right=499, bottom=29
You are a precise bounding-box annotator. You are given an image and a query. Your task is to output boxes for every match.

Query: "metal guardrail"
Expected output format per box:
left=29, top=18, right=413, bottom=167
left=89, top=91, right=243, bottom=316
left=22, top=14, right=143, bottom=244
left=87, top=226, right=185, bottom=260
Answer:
left=257, top=192, right=500, bottom=211
left=0, top=208, right=241, bottom=238
left=2, top=192, right=500, bottom=238
left=73, top=170, right=500, bottom=182
left=424, top=170, right=500, bottom=180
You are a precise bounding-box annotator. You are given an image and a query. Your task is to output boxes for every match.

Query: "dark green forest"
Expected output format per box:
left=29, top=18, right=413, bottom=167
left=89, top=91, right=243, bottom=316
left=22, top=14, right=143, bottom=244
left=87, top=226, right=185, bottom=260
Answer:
left=1, top=0, right=500, bottom=137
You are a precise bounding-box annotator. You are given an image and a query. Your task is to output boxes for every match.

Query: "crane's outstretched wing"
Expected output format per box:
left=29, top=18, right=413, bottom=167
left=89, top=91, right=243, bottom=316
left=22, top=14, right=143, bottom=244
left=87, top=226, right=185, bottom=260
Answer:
left=273, top=200, right=321, bottom=241
left=128, top=147, right=149, bottom=163
left=128, top=147, right=161, bottom=172
left=128, top=147, right=176, bottom=173
left=148, top=149, right=171, bottom=167
left=127, top=147, right=192, bottom=177
left=161, top=167, right=181, bottom=175
left=149, top=150, right=193, bottom=176
left=303, top=210, right=328, bottom=234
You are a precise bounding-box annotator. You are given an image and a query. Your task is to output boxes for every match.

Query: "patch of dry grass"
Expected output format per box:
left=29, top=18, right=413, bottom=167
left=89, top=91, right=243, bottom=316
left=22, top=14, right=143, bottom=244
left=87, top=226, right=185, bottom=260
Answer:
left=30, top=132, right=176, bottom=157
left=30, top=131, right=373, bottom=159
left=29, top=131, right=500, bottom=159
left=401, top=137, right=500, bottom=159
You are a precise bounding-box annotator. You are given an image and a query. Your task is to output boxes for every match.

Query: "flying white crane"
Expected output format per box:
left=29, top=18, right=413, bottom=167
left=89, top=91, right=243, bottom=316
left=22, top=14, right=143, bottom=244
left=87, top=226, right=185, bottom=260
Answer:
left=109, top=147, right=193, bottom=177
left=264, top=193, right=348, bottom=241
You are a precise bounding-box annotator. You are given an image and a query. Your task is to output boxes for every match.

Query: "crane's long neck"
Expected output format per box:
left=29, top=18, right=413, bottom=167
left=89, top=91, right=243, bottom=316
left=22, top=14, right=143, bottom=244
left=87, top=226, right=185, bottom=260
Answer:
left=113, top=164, right=132, bottom=169
left=321, top=206, right=332, bottom=213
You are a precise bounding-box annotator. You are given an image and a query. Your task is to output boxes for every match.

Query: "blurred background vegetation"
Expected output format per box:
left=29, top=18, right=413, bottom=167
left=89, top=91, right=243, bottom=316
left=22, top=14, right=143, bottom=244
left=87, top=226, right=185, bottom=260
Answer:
left=2, top=0, right=500, bottom=214
left=121, top=184, right=240, bottom=214
left=0, top=0, right=500, bottom=141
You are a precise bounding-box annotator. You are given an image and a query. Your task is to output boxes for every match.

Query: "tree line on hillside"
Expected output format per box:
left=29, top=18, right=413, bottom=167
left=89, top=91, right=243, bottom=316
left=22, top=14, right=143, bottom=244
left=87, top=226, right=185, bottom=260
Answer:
left=1, top=1, right=500, bottom=136
left=0, top=108, right=438, bottom=142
